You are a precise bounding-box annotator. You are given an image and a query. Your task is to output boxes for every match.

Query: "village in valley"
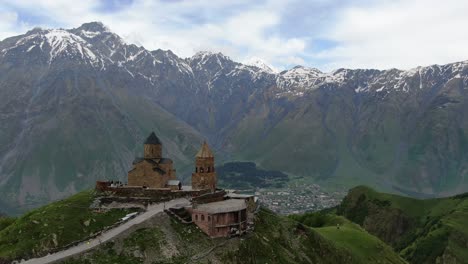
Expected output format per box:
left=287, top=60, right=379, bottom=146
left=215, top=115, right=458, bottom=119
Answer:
left=255, top=184, right=345, bottom=215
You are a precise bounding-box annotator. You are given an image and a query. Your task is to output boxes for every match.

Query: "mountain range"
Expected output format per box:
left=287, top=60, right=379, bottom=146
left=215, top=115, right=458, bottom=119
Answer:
left=1, top=22, right=468, bottom=214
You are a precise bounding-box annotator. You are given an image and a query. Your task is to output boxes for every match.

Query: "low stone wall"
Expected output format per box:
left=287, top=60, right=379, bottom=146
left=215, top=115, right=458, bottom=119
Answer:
left=192, top=190, right=226, bottom=205
left=96, top=182, right=211, bottom=202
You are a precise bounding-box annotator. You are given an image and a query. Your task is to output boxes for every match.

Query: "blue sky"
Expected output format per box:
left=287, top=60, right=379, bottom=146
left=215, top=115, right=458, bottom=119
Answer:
left=1, top=0, right=468, bottom=71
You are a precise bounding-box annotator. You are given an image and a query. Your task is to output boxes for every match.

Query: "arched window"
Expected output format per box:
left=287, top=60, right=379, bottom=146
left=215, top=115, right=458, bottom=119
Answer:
left=195, top=214, right=198, bottom=221
left=200, top=167, right=204, bottom=173
left=201, top=215, right=205, bottom=221
left=207, top=167, right=210, bottom=173
left=195, top=167, right=198, bottom=173
left=208, top=216, right=211, bottom=221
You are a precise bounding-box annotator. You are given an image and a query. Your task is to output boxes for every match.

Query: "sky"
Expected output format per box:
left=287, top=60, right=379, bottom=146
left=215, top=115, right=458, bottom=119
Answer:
left=0, top=0, right=468, bottom=71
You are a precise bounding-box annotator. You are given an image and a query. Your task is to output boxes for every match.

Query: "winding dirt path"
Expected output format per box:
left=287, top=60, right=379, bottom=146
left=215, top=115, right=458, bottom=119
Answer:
left=20, top=198, right=190, bottom=264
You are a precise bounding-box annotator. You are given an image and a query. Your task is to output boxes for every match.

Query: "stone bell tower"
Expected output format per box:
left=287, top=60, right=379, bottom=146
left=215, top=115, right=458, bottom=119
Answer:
left=192, top=141, right=217, bottom=192
left=144, top=132, right=162, bottom=159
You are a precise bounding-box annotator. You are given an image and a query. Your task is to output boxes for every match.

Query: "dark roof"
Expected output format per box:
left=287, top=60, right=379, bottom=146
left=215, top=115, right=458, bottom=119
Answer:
left=159, top=158, right=173, bottom=164
left=144, top=132, right=161, bottom=145
left=132, top=157, right=145, bottom=165
left=133, top=158, right=161, bottom=165
left=146, top=159, right=159, bottom=165
left=153, top=167, right=166, bottom=174
left=195, top=199, right=246, bottom=214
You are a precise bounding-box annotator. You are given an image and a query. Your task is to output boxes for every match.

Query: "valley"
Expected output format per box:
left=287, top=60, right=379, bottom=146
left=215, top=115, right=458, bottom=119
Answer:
left=255, top=183, right=345, bottom=215
left=1, top=22, right=468, bottom=214
left=1, top=2, right=467, bottom=263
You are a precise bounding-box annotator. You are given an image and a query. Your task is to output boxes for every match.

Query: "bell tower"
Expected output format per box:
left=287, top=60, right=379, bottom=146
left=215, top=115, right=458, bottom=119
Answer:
left=192, top=141, right=217, bottom=192
left=143, top=132, right=162, bottom=159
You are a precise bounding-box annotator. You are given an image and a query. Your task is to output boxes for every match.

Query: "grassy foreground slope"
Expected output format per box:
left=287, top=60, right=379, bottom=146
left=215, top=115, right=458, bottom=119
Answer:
left=232, top=209, right=406, bottom=264
left=337, top=186, right=468, bottom=264
left=0, top=190, right=136, bottom=262
left=62, top=208, right=404, bottom=264
left=290, top=213, right=406, bottom=264
left=0, top=188, right=407, bottom=264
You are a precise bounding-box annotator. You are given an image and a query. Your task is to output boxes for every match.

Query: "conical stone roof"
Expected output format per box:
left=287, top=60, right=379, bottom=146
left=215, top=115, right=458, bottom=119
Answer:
left=144, top=132, right=161, bottom=145
left=196, top=141, right=214, bottom=158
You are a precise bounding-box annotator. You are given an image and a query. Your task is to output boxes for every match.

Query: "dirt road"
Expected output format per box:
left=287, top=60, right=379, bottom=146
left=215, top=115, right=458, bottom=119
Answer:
left=20, top=198, right=189, bottom=264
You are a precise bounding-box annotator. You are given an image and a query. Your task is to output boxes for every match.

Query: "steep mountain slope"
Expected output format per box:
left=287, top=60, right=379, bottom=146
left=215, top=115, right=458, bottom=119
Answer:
left=227, top=64, right=468, bottom=196
left=337, top=186, right=468, bottom=263
left=1, top=22, right=468, bottom=213
left=0, top=23, right=204, bottom=215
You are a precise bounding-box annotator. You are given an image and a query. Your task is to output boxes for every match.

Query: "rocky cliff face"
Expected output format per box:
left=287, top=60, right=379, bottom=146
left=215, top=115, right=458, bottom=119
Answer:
left=1, top=22, right=468, bottom=213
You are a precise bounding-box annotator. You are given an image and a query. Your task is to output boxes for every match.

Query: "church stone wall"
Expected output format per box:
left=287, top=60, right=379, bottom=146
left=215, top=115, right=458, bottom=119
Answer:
left=192, top=171, right=217, bottom=191
left=128, top=161, right=168, bottom=188
left=192, top=156, right=217, bottom=191
left=144, top=144, right=162, bottom=159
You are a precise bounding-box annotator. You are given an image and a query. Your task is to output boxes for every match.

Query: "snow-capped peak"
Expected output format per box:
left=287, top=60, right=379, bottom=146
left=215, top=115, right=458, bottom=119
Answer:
left=191, top=51, right=231, bottom=62
left=0, top=27, right=101, bottom=66
left=43, top=29, right=98, bottom=64
left=243, top=57, right=277, bottom=73
left=74, top=22, right=111, bottom=39
left=189, top=50, right=234, bottom=71
left=76, top=22, right=110, bottom=33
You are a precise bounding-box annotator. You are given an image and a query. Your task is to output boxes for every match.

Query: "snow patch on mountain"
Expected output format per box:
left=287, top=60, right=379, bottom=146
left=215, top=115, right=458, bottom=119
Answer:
left=4, top=22, right=468, bottom=99
left=44, top=30, right=98, bottom=64
left=276, top=66, right=347, bottom=94
left=190, top=51, right=232, bottom=70
left=243, top=57, right=277, bottom=73
left=80, top=30, right=102, bottom=39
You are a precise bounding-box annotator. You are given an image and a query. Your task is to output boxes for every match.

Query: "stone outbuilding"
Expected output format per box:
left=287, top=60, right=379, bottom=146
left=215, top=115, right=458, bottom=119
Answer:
left=167, top=180, right=182, bottom=190
left=226, top=193, right=257, bottom=213
left=128, top=132, right=177, bottom=189
left=191, top=199, right=247, bottom=238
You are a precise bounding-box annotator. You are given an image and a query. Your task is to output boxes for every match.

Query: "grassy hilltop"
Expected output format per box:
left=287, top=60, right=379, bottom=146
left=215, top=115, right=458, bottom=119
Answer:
left=0, top=190, right=136, bottom=262
left=336, top=186, right=468, bottom=264
left=60, top=208, right=405, bottom=264
left=0, top=189, right=405, bottom=264
left=2, top=186, right=466, bottom=263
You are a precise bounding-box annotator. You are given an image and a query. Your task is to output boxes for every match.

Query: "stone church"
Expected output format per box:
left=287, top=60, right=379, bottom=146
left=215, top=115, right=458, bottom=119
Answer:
left=128, top=132, right=178, bottom=189
left=127, top=132, right=218, bottom=192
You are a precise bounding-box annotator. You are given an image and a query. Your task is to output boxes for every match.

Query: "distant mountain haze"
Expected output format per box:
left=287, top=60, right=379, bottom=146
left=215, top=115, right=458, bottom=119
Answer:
left=1, top=22, right=468, bottom=214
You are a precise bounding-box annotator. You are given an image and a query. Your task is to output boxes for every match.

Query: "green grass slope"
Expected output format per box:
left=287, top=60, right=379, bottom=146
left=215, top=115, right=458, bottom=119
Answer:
left=0, top=217, right=15, bottom=232
left=290, top=212, right=406, bottom=264
left=62, top=208, right=404, bottom=264
left=0, top=190, right=136, bottom=262
left=230, top=209, right=405, bottom=264
left=337, top=186, right=468, bottom=264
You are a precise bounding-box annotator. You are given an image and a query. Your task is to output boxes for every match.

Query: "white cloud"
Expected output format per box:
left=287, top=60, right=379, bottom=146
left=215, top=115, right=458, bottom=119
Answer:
left=1, top=0, right=468, bottom=71
left=0, top=11, right=19, bottom=40
left=317, top=0, right=468, bottom=70
left=0, top=0, right=306, bottom=70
